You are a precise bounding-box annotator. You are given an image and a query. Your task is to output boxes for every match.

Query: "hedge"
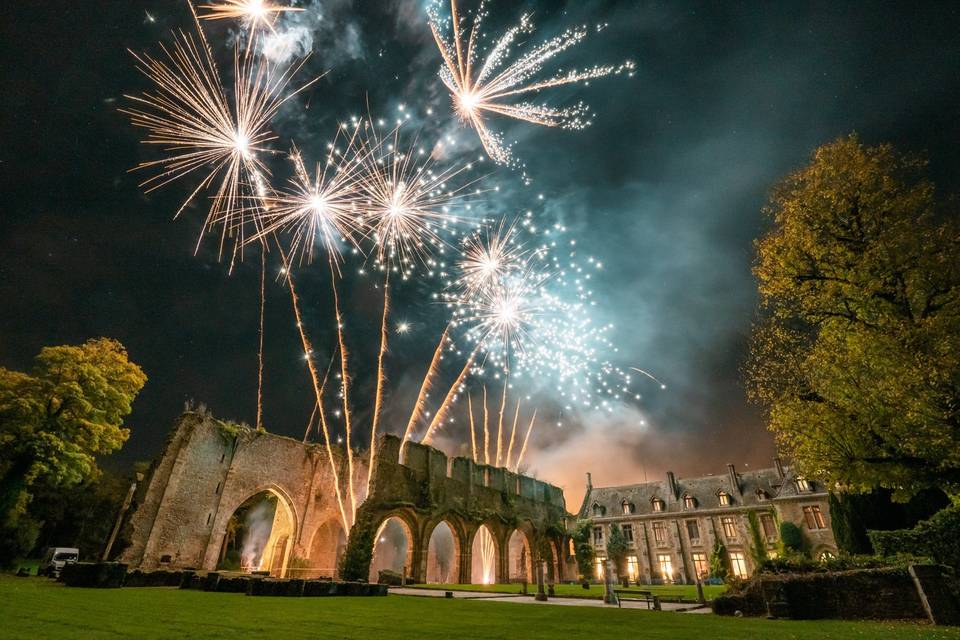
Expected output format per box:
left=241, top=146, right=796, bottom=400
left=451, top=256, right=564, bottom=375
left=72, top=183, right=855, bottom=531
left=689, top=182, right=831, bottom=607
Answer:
left=869, top=505, right=960, bottom=571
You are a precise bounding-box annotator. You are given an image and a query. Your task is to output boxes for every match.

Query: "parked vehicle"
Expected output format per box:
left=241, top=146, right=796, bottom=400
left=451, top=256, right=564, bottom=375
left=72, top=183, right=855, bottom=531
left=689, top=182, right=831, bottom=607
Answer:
left=39, top=547, right=79, bottom=577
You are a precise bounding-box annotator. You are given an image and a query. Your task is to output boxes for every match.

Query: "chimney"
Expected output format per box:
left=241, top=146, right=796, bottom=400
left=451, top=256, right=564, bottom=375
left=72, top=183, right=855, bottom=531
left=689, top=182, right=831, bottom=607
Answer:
left=586, top=472, right=593, bottom=491
left=727, top=463, right=741, bottom=496
left=773, top=457, right=785, bottom=479
left=666, top=471, right=678, bottom=500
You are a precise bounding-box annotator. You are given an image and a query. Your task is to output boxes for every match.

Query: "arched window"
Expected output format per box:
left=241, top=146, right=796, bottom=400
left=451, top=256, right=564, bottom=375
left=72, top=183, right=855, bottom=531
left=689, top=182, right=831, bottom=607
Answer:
left=718, top=491, right=731, bottom=506
left=683, top=494, right=696, bottom=509
left=592, top=503, right=606, bottom=517
left=651, top=498, right=664, bottom=512
left=621, top=500, right=635, bottom=515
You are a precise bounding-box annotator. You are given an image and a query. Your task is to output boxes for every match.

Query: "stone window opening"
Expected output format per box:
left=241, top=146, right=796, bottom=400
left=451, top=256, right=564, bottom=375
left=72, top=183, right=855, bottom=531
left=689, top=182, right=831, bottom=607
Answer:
left=796, top=477, right=812, bottom=492
left=718, top=491, right=731, bottom=506
left=656, top=554, right=674, bottom=583
left=683, top=494, right=696, bottom=509
left=721, top=516, right=737, bottom=539
left=729, top=551, right=748, bottom=578
left=652, top=521, right=666, bottom=544
left=593, top=526, right=604, bottom=545
left=206, top=512, right=212, bottom=525
left=621, top=500, right=635, bottom=515
left=215, top=481, right=221, bottom=495
left=802, top=505, right=826, bottom=530
left=592, top=503, right=606, bottom=517
left=622, top=524, right=634, bottom=544
left=651, top=498, right=665, bottom=512
left=685, top=519, right=700, bottom=542
left=760, top=513, right=777, bottom=540
left=692, top=552, right=709, bottom=579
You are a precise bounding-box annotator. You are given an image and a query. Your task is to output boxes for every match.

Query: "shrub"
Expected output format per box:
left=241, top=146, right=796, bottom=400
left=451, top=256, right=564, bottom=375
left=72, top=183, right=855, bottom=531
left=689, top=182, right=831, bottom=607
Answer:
left=869, top=504, right=960, bottom=570
left=758, top=552, right=926, bottom=574
left=710, top=542, right=728, bottom=582
left=780, top=521, right=805, bottom=553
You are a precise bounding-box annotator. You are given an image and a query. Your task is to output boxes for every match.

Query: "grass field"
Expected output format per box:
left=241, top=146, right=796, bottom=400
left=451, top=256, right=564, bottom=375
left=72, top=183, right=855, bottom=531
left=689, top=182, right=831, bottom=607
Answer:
left=2, top=575, right=958, bottom=639
left=405, top=581, right=728, bottom=600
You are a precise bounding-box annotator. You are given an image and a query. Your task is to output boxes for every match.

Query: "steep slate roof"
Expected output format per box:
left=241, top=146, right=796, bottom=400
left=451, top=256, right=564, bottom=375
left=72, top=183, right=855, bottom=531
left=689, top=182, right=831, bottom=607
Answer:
left=580, top=462, right=823, bottom=518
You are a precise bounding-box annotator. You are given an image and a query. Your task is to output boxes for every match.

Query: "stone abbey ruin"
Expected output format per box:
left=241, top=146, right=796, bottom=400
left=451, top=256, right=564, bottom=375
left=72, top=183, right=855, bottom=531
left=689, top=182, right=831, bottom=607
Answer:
left=121, top=411, right=572, bottom=585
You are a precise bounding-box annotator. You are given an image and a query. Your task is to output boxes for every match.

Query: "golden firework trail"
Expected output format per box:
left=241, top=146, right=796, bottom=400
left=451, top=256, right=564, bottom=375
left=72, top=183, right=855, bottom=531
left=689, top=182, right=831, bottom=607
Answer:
left=197, top=0, right=303, bottom=36
left=400, top=326, right=449, bottom=455
left=329, top=259, right=358, bottom=523
left=123, top=13, right=315, bottom=259
left=421, top=343, right=481, bottom=446
left=482, top=385, right=490, bottom=464
left=495, top=378, right=507, bottom=466
left=514, top=409, right=537, bottom=473
left=367, top=270, right=391, bottom=492
left=256, top=248, right=266, bottom=430
left=429, top=0, right=635, bottom=164
left=504, top=397, right=520, bottom=469
left=467, top=393, right=478, bottom=462
left=281, top=255, right=350, bottom=532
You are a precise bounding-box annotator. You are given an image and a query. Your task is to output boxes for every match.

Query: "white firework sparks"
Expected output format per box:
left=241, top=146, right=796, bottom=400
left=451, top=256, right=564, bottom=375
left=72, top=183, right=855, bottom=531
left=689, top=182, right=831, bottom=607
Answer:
left=429, top=0, right=635, bottom=164
left=197, top=0, right=303, bottom=36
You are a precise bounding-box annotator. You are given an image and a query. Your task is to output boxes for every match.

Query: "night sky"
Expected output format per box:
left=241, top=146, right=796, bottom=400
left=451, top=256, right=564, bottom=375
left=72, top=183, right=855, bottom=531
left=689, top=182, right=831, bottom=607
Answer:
left=2, top=1, right=959, bottom=504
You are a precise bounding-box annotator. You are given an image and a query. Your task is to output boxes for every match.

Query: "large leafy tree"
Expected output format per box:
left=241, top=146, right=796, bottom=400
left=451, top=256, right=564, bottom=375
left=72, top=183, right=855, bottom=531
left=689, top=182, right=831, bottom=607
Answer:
left=747, top=135, right=960, bottom=498
left=0, top=338, right=146, bottom=551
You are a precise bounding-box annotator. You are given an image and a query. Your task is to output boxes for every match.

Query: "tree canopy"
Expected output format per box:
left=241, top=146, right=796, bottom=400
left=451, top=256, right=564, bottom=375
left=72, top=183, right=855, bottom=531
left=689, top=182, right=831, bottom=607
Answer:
left=0, top=338, right=146, bottom=531
left=747, top=135, right=960, bottom=498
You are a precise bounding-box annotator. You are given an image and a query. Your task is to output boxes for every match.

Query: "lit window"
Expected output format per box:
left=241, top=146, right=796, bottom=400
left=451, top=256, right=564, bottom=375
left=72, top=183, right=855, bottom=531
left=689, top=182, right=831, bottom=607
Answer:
left=568, top=539, right=575, bottom=556
left=593, top=526, right=604, bottom=544
left=796, top=477, right=811, bottom=492
left=657, top=554, right=674, bottom=583
left=683, top=494, right=696, bottom=509
left=622, top=501, right=635, bottom=515
left=686, top=519, right=700, bottom=541
left=819, top=550, right=835, bottom=562
left=622, top=524, right=634, bottom=543
left=802, top=505, right=826, bottom=530
left=721, top=516, right=737, bottom=539
left=626, top=555, right=639, bottom=581
left=718, top=491, right=731, bottom=506
left=652, top=521, right=666, bottom=543
left=594, top=557, right=605, bottom=579
left=652, top=499, right=664, bottom=512
left=729, top=551, right=748, bottom=578
left=691, top=552, right=709, bottom=579
left=760, top=513, right=777, bottom=539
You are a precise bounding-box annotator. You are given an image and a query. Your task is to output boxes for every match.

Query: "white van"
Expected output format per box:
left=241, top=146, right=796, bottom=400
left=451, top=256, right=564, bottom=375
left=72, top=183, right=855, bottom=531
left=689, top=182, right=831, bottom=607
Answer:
left=39, top=547, right=79, bottom=576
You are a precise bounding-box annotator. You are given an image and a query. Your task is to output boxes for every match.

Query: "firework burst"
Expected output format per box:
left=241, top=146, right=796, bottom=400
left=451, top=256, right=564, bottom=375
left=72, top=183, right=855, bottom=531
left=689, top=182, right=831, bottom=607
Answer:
left=428, top=0, right=635, bottom=164
left=197, top=0, right=303, bottom=36
left=123, top=15, right=314, bottom=257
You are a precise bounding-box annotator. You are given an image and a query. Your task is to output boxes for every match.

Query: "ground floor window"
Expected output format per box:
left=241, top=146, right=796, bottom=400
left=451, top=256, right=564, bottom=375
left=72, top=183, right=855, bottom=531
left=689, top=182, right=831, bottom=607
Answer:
left=657, top=554, right=673, bottom=583
left=729, top=551, right=748, bottom=579
left=594, top=556, right=605, bottom=579
left=691, top=552, right=708, bottom=579
left=626, top=555, right=639, bottom=582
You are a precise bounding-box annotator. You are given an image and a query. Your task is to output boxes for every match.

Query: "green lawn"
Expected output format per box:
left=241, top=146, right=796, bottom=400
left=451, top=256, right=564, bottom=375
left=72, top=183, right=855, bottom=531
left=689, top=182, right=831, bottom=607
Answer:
left=405, top=581, right=728, bottom=601
left=1, top=575, right=956, bottom=640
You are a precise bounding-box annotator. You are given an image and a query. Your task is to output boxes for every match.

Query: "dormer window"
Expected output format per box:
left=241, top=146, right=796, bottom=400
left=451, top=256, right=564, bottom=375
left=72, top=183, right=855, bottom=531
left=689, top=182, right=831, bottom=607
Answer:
left=592, top=503, right=606, bottom=517
left=683, top=494, right=696, bottom=509
left=652, top=498, right=665, bottom=512
left=756, top=489, right=770, bottom=502
left=718, top=491, right=731, bottom=506
left=621, top=501, right=635, bottom=515
left=796, top=477, right=811, bottom=492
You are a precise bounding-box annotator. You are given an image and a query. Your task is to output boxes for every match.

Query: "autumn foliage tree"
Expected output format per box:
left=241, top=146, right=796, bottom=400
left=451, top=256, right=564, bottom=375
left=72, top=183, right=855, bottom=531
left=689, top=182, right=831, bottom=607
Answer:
left=747, top=135, right=960, bottom=499
left=0, top=338, right=146, bottom=563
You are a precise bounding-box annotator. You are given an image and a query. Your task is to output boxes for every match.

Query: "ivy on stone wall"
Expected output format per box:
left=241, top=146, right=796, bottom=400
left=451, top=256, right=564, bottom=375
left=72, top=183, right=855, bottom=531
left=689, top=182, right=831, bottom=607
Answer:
left=747, top=511, right=769, bottom=565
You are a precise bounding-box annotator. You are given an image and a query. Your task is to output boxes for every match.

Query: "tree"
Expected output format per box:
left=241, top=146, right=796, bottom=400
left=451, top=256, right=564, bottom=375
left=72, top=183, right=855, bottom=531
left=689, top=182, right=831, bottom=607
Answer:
left=747, top=135, right=960, bottom=499
left=709, top=541, right=728, bottom=581
left=571, top=519, right=595, bottom=585
left=605, top=523, right=629, bottom=584
left=0, top=338, right=146, bottom=564
left=780, top=522, right=805, bottom=554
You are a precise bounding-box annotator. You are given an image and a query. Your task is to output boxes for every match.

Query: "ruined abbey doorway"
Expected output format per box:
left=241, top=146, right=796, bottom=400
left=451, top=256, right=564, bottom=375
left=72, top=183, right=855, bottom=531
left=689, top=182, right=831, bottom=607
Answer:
left=425, top=521, right=459, bottom=584
left=368, top=516, right=412, bottom=583
left=217, top=490, right=294, bottom=577
left=470, top=524, right=497, bottom=584
left=507, top=529, right=532, bottom=583
left=307, top=519, right=346, bottom=579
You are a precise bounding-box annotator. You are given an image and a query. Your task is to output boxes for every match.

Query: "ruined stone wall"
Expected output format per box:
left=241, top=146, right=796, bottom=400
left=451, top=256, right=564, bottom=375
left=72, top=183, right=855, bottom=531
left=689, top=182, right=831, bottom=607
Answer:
left=121, top=412, right=569, bottom=584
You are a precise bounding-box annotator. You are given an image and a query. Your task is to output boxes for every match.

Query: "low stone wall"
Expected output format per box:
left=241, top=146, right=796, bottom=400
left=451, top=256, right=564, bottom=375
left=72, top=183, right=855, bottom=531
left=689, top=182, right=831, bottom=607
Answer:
left=713, top=565, right=959, bottom=624
left=60, top=562, right=128, bottom=588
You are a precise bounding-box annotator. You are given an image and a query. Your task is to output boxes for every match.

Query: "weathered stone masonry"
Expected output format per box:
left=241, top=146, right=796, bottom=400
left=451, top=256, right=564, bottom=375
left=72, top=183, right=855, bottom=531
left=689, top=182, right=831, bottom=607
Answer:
left=121, top=412, right=568, bottom=583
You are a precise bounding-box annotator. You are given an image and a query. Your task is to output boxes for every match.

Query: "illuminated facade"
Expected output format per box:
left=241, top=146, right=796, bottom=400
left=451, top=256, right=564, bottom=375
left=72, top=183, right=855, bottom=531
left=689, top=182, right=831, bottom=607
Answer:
left=578, top=459, right=837, bottom=584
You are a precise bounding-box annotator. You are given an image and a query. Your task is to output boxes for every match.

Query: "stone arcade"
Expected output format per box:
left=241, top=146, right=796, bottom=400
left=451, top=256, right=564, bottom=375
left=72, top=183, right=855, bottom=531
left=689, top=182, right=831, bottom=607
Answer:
left=121, top=411, right=570, bottom=585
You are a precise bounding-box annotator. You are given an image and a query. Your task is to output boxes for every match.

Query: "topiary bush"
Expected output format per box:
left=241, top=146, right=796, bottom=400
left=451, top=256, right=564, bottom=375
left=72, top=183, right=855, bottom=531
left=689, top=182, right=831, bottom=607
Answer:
left=780, top=521, right=805, bottom=554
left=869, top=504, right=960, bottom=570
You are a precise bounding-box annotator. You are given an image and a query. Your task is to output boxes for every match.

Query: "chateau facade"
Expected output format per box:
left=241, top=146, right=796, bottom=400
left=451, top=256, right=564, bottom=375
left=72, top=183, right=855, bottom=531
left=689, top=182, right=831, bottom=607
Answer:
left=578, top=459, right=837, bottom=584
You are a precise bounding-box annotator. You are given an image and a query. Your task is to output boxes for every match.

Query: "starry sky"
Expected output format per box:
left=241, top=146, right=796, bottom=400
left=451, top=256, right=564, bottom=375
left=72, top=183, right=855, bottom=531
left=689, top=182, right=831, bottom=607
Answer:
left=2, top=1, right=959, bottom=505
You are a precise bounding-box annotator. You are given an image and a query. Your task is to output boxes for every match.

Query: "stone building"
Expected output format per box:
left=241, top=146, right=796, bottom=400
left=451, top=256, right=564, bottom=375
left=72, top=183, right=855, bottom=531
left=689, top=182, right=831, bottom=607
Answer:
left=578, top=460, right=837, bottom=584
left=121, top=411, right=569, bottom=585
